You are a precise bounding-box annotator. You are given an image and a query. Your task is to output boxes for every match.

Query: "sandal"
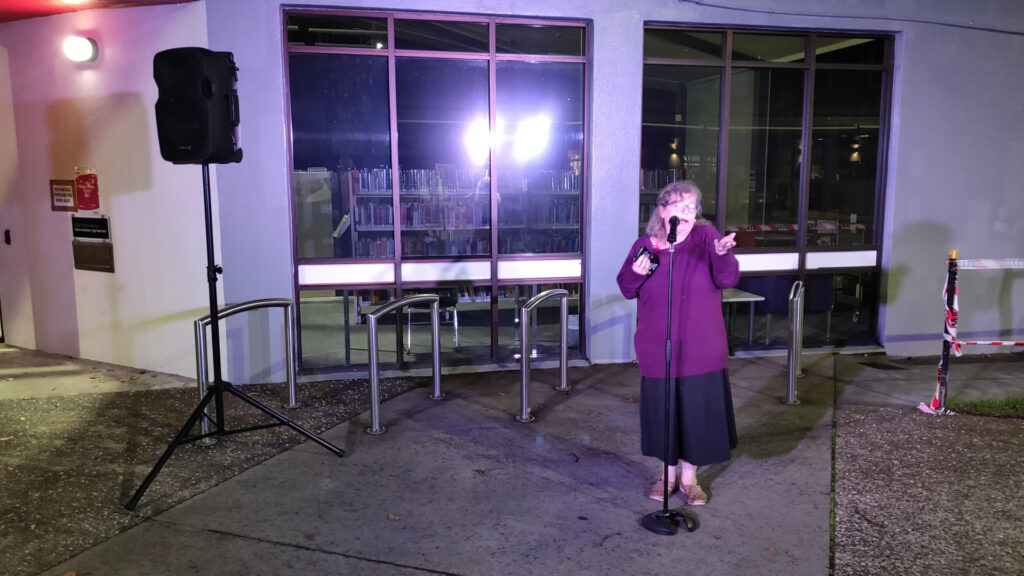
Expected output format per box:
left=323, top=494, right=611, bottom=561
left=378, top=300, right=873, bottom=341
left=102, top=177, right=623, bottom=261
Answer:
left=681, top=483, right=708, bottom=505
left=648, top=476, right=678, bottom=502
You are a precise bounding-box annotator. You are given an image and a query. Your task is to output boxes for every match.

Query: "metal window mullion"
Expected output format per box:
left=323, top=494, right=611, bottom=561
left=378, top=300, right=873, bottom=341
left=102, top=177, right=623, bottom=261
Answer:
left=386, top=17, right=405, bottom=362
left=488, top=19, right=500, bottom=361
left=387, top=16, right=401, bottom=273
left=798, top=36, right=815, bottom=266
left=715, top=31, right=732, bottom=232
left=872, top=38, right=895, bottom=248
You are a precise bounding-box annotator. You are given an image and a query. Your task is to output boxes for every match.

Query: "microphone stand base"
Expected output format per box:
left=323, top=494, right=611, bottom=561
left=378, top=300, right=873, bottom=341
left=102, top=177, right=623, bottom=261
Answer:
left=642, top=508, right=699, bottom=535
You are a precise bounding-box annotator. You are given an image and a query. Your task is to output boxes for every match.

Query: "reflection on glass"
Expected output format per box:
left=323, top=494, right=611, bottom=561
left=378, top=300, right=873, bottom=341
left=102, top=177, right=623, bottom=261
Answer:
left=644, top=29, right=723, bottom=60
left=640, top=65, right=721, bottom=235
left=734, top=271, right=876, bottom=348
left=400, top=285, right=493, bottom=365
left=496, top=24, right=585, bottom=56
left=497, top=283, right=582, bottom=359
left=395, top=19, right=488, bottom=52
left=289, top=53, right=392, bottom=259
left=496, top=61, right=584, bottom=254
left=298, top=288, right=395, bottom=371
left=814, top=36, right=884, bottom=65
left=396, top=58, right=491, bottom=257
left=732, top=33, right=805, bottom=63
left=726, top=67, right=803, bottom=248
left=808, top=70, right=881, bottom=248
left=286, top=13, right=387, bottom=49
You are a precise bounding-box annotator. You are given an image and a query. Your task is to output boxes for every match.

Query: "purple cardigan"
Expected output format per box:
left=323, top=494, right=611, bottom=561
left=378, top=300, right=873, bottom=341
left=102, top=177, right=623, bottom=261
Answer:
left=616, top=225, right=740, bottom=378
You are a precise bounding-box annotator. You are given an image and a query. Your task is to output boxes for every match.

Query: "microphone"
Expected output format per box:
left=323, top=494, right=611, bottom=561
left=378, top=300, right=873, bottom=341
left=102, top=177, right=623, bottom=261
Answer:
left=667, top=216, right=679, bottom=243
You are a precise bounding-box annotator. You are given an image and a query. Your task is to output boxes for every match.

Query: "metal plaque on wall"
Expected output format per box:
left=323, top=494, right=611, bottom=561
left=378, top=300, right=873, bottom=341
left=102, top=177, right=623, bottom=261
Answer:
left=72, top=240, right=115, bottom=273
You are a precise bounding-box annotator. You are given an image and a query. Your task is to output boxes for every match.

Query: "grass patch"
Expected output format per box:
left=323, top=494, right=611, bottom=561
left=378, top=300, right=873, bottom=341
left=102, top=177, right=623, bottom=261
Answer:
left=947, top=396, right=1024, bottom=418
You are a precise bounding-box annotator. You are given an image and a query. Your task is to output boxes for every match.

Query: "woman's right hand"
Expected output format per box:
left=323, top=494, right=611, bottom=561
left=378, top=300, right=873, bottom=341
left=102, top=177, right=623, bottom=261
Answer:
left=632, top=253, right=652, bottom=276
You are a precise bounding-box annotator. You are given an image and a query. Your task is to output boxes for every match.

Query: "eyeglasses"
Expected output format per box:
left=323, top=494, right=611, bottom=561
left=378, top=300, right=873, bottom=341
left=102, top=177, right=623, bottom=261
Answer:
left=658, top=200, right=701, bottom=213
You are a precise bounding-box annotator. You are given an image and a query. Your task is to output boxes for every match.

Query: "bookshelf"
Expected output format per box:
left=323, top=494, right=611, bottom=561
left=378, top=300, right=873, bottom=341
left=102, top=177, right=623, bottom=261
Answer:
left=349, top=168, right=395, bottom=258
left=397, top=165, right=490, bottom=257
left=498, top=168, right=582, bottom=254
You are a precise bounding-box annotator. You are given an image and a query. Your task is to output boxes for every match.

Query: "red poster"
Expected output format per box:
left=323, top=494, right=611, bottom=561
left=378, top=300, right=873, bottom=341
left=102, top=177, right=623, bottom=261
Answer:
left=76, top=172, right=99, bottom=211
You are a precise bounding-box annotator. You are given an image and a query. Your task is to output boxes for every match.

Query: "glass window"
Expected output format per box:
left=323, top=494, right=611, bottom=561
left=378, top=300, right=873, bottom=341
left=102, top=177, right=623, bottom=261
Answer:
left=496, top=61, right=584, bottom=254
left=497, top=282, right=582, bottom=359
left=814, top=36, right=885, bottom=65
left=286, top=14, right=388, bottom=49
left=401, top=284, right=493, bottom=365
left=287, top=12, right=588, bottom=372
left=395, top=19, right=488, bottom=52
left=289, top=53, right=392, bottom=259
left=644, top=29, right=723, bottom=60
left=726, top=67, right=804, bottom=248
left=808, top=70, right=882, bottom=248
left=496, top=24, right=585, bottom=56
left=641, top=26, right=890, bottom=352
left=299, top=288, right=395, bottom=371
left=640, top=65, right=721, bottom=234
left=396, top=58, right=491, bottom=257
left=732, top=33, right=805, bottom=63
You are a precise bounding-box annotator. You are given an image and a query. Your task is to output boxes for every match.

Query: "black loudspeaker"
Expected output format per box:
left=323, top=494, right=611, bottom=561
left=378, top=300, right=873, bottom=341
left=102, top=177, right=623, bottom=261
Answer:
left=153, top=47, right=242, bottom=164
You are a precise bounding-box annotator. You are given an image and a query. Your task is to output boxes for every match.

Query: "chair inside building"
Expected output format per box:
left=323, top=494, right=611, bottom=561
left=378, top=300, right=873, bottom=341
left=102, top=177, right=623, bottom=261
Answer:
left=403, top=290, right=460, bottom=353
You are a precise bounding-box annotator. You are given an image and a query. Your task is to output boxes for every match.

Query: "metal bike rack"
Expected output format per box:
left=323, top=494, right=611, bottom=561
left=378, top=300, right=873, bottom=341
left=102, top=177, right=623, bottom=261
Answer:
left=516, top=288, right=571, bottom=423
left=366, top=294, right=444, bottom=435
left=194, top=298, right=297, bottom=445
left=784, top=281, right=805, bottom=405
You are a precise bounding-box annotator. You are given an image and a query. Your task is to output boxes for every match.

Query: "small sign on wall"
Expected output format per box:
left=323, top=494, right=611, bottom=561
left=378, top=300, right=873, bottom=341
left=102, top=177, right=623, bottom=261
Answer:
left=71, top=215, right=110, bottom=240
left=71, top=215, right=114, bottom=273
left=72, top=240, right=115, bottom=273
left=50, top=179, right=76, bottom=212
left=75, top=170, right=100, bottom=211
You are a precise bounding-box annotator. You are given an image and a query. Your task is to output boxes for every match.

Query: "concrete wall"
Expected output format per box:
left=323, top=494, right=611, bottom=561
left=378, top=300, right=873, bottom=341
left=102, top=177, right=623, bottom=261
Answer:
left=1, top=0, right=1022, bottom=382
left=0, top=3, right=214, bottom=376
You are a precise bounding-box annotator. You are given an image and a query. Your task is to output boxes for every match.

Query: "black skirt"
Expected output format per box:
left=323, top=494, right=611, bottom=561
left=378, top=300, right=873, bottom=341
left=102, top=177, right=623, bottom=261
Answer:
left=639, top=369, right=737, bottom=467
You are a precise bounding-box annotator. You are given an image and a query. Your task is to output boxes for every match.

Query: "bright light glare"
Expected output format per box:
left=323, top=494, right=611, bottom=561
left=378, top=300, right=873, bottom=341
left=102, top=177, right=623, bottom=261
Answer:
left=464, top=117, right=491, bottom=165
left=63, top=36, right=97, bottom=62
left=514, top=115, right=550, bottom=163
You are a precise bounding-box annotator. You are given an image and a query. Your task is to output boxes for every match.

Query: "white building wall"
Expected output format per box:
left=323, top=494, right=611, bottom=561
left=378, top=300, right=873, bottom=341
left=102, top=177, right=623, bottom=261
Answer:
left=1, top=0, right=1022, bottom=381
left=0, top=3, right=214, bottom=376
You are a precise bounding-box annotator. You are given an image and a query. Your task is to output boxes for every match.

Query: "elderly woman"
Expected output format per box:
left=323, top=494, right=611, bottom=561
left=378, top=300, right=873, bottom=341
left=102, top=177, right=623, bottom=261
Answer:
left=616, top=180, right=739, bottom=505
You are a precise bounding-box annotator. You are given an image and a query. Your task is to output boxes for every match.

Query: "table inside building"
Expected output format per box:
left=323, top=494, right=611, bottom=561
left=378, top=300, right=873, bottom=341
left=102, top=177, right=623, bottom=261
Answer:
left=723, top=287, right=765, bottom=347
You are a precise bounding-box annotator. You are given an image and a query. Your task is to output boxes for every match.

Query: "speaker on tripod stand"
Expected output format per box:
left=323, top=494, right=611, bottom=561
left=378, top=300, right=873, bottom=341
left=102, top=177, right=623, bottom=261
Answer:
left=126, top=47, right=343, bottom=511
left=154, top=47, right=242, bottom=165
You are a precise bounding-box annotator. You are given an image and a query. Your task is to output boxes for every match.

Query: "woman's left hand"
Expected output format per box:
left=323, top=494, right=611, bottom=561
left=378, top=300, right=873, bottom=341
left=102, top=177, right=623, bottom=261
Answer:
left=714, top=232, right=737, bottom=255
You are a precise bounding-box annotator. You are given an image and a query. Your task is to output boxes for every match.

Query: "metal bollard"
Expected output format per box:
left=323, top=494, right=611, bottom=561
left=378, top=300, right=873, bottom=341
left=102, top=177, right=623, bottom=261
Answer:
left=366, top=294, right=444, bottom=435
left=516, top=289, right=571, bottom=423
left=784, top=281, right=804, bottom=405
left=194, top=298, right=298, bottom=445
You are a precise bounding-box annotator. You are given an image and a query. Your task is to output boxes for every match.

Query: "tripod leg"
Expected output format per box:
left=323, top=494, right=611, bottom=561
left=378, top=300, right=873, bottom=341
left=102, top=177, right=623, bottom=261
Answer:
left=125, top=389, right=218, bottom=511
left=224, top=384, right=345, bottom=457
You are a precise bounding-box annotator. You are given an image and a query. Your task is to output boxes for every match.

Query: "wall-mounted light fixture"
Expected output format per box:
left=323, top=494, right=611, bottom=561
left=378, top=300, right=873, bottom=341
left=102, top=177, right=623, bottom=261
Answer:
left=63, top=36, right=98, bottom=62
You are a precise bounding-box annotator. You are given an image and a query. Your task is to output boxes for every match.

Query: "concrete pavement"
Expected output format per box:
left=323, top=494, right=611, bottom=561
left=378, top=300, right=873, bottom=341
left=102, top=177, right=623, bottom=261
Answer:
left=2, top=344, right=1022, bottom=575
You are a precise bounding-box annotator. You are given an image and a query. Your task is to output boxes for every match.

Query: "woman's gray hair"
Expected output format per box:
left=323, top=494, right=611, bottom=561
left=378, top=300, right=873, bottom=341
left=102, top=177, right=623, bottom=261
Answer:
left=645, top=180, right=704, bottom=238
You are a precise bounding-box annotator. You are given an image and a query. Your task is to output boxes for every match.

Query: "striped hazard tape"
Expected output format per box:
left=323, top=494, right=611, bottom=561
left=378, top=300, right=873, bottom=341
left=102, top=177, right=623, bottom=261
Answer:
left=723, top=222, right=867, bottom=233
left=960, top=340, right=1024, bottom=346
left=957, top=258, right=1024, bottom=270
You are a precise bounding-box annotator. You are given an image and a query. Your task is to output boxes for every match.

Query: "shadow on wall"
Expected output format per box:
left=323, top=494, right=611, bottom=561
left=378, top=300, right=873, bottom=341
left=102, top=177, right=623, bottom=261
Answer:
left=42, top=94, right=152, bottom=358
left=998, top=271, right=1023, bottom=336
left=47, top=94, right=153, bottom=196
left=880, top=220, right=952, bottom=352
left=587, top=294, right=636, bottom=363
left=0, top=47, right=17, bottom=346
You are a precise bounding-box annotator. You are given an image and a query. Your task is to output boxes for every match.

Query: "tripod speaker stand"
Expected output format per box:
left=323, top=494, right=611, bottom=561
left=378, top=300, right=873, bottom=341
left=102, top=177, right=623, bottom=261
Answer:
left=124, top=164, right=344, bottom=511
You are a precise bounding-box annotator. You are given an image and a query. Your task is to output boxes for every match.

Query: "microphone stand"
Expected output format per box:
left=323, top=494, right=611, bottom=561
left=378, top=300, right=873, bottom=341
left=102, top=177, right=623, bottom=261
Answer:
left=642, top=219, right=698, bottom=535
